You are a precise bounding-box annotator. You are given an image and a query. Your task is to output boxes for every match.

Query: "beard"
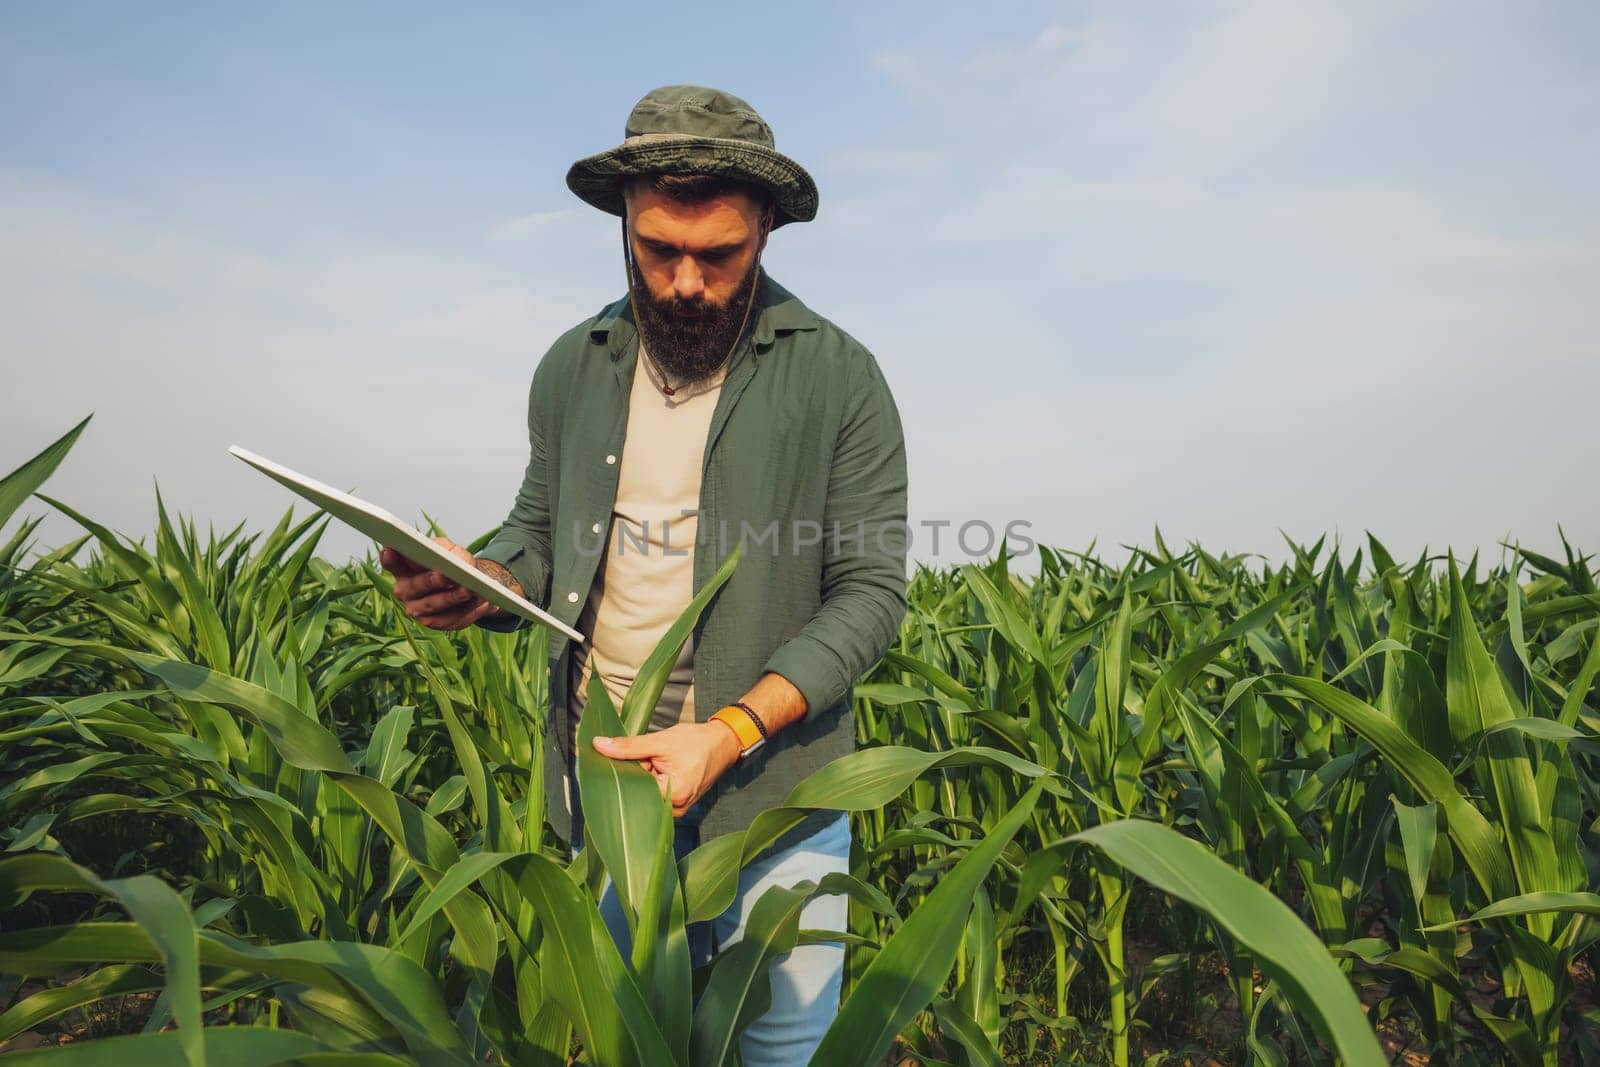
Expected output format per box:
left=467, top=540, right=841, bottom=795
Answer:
left=630, top=252, right=760, bottom=384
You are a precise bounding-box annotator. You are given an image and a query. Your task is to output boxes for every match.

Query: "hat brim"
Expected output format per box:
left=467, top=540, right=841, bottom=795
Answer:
left=566, top=136, right=818, bottom=227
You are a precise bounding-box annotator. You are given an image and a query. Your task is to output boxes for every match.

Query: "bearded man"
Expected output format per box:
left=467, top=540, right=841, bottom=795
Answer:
left=382, top=84, right=908, bottom=1063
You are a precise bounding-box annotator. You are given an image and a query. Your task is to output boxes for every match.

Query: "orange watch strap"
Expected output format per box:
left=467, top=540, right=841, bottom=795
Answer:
left=711, top=705, right=764, bottom=750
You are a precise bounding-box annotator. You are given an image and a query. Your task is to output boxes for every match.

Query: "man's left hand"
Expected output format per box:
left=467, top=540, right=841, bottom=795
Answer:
left=592, top=721, right=741, bottom=818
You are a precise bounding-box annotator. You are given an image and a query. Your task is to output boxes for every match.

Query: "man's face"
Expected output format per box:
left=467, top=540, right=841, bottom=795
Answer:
left=625, top=181, right=769, bottom=383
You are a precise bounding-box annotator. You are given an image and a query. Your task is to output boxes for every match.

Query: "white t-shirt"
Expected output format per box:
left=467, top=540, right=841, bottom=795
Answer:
left=567, top=341, right=725, bottom=749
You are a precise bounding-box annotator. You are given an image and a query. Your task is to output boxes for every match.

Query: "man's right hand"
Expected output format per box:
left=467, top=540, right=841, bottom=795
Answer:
left=379, top=537, right=519, bottom=631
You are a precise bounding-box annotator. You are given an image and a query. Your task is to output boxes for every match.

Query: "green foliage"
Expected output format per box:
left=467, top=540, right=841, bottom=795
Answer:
left=2, top=422, right=1597, bottom=1065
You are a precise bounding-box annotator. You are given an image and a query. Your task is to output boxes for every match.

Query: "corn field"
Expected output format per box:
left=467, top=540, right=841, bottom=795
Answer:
left=2, top=418, right=1597, bottom=1066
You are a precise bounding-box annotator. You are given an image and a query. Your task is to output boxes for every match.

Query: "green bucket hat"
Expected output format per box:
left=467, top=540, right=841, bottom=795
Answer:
left=566, top=84, right=818, bottom=228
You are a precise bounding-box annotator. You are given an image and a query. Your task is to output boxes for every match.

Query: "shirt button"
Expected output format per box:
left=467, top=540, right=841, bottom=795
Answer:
left=566, top=592, right=579, bottom=604
left=605, top=454, right=616, bottom=465
left=591, top=522, right=601, bottom=534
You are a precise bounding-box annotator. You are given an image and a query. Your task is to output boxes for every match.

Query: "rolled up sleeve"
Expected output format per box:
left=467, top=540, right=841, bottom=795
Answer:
left=763, top=350, right=909, bottom=714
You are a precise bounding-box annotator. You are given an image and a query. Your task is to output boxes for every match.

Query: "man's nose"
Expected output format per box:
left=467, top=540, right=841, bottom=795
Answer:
left=672, top=258, right=705, bottom=301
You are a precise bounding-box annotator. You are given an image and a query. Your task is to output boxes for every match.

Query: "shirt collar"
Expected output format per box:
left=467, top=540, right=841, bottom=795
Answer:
left=588, top=268, right=820, bottom=354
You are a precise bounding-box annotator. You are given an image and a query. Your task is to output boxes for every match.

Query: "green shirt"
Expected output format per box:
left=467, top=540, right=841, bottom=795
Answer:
left=476, top=268, right=909, bottom=842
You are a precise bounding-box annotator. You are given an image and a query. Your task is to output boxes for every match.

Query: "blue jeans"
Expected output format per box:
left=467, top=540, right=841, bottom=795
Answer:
left=570, top=782, right=850, bottom=1066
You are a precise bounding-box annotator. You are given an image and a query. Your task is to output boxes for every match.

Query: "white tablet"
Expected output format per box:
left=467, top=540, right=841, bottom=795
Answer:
left=228, top=445, right=583, bottom=643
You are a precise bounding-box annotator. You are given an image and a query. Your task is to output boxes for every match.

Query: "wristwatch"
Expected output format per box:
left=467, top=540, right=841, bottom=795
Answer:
left=711, top=701, right=768, bottom=759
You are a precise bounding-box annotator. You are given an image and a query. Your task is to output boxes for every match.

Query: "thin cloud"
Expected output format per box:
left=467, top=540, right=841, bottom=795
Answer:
left=819, top=148, right=951, bottom=178
left=491, top=208, right=577, bottom=240
left=3, top=4, right=1596, bottom=569
left=848, top=2, right=1599, bottom=562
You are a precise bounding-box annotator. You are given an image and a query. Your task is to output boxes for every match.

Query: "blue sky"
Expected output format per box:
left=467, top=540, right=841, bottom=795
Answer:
left=4, top=1, right=1597, bottom=568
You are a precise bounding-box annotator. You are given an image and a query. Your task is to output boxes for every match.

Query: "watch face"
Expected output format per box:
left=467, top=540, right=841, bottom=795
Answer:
left=740, top=737, right=766, bottom=760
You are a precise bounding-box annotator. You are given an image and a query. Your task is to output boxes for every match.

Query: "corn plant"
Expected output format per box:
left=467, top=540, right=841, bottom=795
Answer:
left=2, top=419, right=1596, bottom=1065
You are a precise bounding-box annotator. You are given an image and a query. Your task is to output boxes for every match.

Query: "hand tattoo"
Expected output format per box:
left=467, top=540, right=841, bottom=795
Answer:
left=474, top=557, right=524, bottom=597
